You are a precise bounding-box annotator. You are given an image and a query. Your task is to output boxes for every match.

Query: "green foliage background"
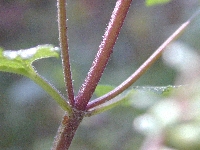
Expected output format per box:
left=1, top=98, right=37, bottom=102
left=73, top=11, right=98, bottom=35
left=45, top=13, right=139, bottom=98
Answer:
left=1, top=0, right=200, bottom=149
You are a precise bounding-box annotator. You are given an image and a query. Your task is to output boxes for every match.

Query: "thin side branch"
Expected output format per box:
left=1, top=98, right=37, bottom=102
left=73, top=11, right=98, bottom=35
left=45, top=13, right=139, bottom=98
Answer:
left=75, top=0, right=133, bottom=110
left=86, top=14, right=195, bottom=110
left=57, top=0, right=75, bottom=106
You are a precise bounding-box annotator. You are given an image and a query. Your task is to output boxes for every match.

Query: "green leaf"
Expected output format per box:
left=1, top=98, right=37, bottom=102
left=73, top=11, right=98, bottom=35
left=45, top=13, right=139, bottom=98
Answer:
left=132, top=85, right=178, bottom=96
left=0, top=45, right=59, bottom=75
left=0, top=45, right=72, bottom=113
left=86, top=90, right=131, bottom=117
left=94, top=85, right=115, bottom=97
left=87, top=85, right=179, bottom=116
left=145, top=0, right=172, bottom=6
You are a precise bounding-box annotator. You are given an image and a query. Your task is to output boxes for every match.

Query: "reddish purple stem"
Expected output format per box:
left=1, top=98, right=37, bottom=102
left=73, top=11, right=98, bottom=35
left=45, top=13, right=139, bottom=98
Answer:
left=75, top=0, right=132, bottom=111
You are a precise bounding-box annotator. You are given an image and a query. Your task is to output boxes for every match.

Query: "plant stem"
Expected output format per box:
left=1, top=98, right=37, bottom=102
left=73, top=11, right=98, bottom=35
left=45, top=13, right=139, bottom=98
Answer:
left=51, top=110, right=84, bottom=150
left=75, top=0, right=133, bottom=111
left=57, top=0, right=75, bottom=106
left=86, top=16, right=192, bottom=110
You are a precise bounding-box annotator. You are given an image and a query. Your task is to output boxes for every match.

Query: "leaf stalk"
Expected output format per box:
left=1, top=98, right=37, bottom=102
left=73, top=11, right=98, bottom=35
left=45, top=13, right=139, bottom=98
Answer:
left=29, top=72, right=72, bottom=113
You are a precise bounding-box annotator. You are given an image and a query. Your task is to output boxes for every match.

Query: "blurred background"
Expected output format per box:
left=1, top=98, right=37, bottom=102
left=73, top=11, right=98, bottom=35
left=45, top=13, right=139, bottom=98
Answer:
left=1, top=0, right=200, bottom=149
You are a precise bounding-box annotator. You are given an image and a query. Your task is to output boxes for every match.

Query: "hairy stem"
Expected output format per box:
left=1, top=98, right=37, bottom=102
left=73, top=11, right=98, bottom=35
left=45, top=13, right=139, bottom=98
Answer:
left=75, top=0, right=132, bottom=110
left=57, top=0, right=75, bottom=106
left=86, top=14, right=194, bottom=110
left=51, top=110, right=84, bottom=150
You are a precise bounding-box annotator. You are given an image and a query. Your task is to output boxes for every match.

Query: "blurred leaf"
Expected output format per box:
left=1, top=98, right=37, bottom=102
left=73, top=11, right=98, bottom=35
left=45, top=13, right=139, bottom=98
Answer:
left=132, top=85, right=177, bottom=96
left=165, top=123, right=200, bottom=150
left=88, top=85, right=179, bottom=116
left=87, top=91, right=131, bottom=116
left=145, top=0, right=172, bottom=6
left=94, top=85, right=177, bottom=100
left=94, top=85, right=115, bottom=97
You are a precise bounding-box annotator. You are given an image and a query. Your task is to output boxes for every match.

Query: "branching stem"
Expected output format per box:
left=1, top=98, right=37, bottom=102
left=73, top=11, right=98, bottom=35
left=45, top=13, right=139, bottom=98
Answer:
left=86, top=15, right=194, bottom=110
left=75, top=0, right=133, bottom=110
